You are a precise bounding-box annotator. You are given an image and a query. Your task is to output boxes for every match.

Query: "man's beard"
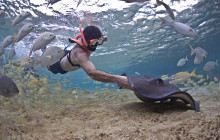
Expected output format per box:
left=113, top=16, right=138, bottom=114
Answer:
left=88, top=46, right=97, bottom=51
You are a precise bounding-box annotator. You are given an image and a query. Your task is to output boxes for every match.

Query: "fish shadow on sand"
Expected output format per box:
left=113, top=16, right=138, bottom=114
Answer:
left=121, top=100, right=193, bottom=114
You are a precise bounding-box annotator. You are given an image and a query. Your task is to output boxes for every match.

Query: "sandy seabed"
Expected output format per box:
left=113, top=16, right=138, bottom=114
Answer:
left=0, top=88, right=220, bottom=140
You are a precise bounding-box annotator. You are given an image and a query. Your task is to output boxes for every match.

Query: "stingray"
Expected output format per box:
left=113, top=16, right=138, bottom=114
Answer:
left=119, top=73, right=200, bottom=112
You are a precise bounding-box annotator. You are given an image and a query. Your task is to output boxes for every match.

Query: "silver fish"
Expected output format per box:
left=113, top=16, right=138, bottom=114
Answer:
left=8, top=48, right=16, bottom=59
left=0, top=76, right=19, bottom=97
left=0, top=35, right=14, bottom=48
left=1, top=55, right=6, bottom=64
left=194, top=55, right=203, bottom=65
left=0, top=10, right=4, bottom=18
left=34, top=46, right=64, bottom=68
left=177, top=56, right=188, bottom=66
left=0, top=47, right=4, bottom=57
left=120, top=0, right=149, bottom=2
left=189, top=45, right=207, bottom=58
left=29, top=32, right=56, bottom=57
left=12, top=23, right=34, bottom=46
left=10, top=60, right=21, bottom=67
left=156, top=0, right=175, bottom=20
left=159, top=17, right=198, bottom=38
left=12, top=11, right=31, bottom=26
left=20, top=56, right=33, bottom=69
left=203, top=60, right=219, bottom=71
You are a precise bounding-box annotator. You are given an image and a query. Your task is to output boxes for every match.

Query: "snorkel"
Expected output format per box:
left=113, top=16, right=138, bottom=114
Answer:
left=69, top=21, right=88, bottom=47
left=69, top=21, right=91, bottom=55
left=79, top=21, right=88, bottom=47
left=69, top=21, right=107, bottom=54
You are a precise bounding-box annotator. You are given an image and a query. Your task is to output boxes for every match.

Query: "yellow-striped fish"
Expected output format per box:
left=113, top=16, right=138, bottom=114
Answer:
left=169, top=68, right=197, bottom=84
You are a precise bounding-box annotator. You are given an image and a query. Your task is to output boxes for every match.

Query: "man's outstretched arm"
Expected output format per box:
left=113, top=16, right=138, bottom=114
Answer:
left=78, top=53, right=134, bottom=91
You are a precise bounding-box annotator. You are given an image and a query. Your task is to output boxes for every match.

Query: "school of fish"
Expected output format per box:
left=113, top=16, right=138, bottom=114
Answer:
left=0, top=0, right=219, bottom=98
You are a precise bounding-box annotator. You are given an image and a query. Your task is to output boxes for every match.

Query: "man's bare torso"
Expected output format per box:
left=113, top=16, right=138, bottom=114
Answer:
left=60, top=46, right=89, bottom=72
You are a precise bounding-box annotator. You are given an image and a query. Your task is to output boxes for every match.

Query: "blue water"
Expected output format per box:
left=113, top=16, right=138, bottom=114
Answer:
left=0, top=0, right=220, bottom=90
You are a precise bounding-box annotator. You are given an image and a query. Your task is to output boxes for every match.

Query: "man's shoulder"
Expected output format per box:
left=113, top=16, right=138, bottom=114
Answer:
left=74, top=47, right=89, bottom=58
left=74, top=47, right=86, bottom=54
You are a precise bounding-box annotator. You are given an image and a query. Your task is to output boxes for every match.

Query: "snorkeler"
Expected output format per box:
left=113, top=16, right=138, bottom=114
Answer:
left=48, top=21, right=134, bottom=91
left=48, top=21, right=199, bottom=112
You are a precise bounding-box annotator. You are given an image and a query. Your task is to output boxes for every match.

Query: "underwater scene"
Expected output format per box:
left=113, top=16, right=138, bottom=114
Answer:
left=0, top=0, right=220, bottom=139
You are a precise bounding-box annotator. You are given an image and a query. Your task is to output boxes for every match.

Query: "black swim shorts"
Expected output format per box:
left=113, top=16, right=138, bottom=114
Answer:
left=48, top=50, right=69, bottom=74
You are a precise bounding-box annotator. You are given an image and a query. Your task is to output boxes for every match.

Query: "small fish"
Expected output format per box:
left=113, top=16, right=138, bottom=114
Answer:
left=105, top=83, right=110, bottom=87
left=28, top=79, right=41, bottom=88
left=8, top=48, right=16, bottom=59
left=135, top=72, right=140, bottom=75
left=0, top=55, right=6, bottom=65
left=156, top=0, right=175, bottom=20
left=47, top=0, right=62, bottom=7
left=214, top=77, right=218, bottom=82
left=203, top=60, right=219, bottom=71
left=203, top=82, right=208, bottom=86
left=189, top=45, right=207, bottom=58
left=177, top=56, right=188, bottom=66
left=196, top=75, right=203, bottom=79
left=20, top=56, right=33, bottom=69
left=12, top=23, right=34, bottom=46
left=0, top=76, right=19, bottom=97
left=39, top=77, right=49, bottom=85
left=194, top=55, right=203, bottom=65
left=189, top=44, right=207, bottom=65
left=209, top=81, right=215, bottom=86
left=120, top=0, right=150, bottom=2
left=0, top=10, right=4, bottom=18
left=12, top=11, right=31, bottom=26
left=159, top=17, right=198, bottom=38
left=161, top=74, right=169, bottom=80
left=0, top=47, right=4, bottom=56
left=34, top=46, right=64, bottom=68
left=169, top=68, right=197, bottom=84
left=206, top=75, right=209, bottom=80
left=29, top=32, right=56, bottom=57
left=0, top=35, right=14, bottom=48
left=10, top=60, right=21, bottom=67
left=197, top=78, right=205, bottom=84
left=39, top=87, right=51, bottom=94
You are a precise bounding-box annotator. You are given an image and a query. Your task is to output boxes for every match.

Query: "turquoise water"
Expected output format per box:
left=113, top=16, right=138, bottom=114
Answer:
left=0, top=0, right=220, bottom=90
